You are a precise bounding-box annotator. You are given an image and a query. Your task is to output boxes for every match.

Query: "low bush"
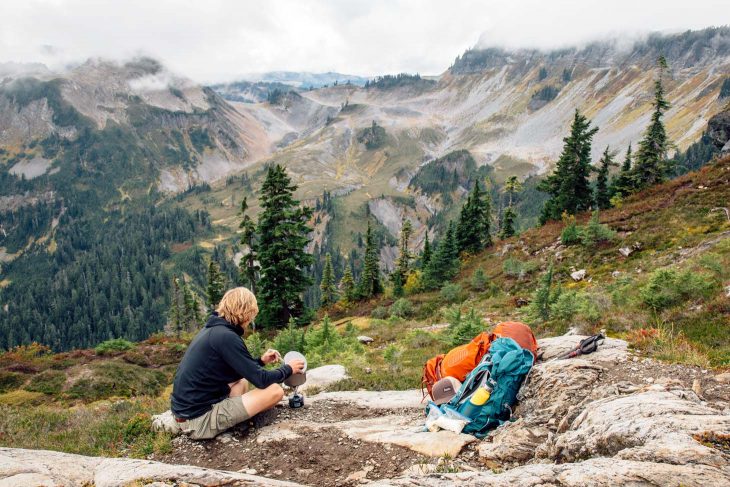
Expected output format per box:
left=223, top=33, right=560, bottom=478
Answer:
left=440, top=283, right=464, bottom=303
left=371, top=306, right=389, bottom=319
left=94, top=338, right=134, bottom=356
left=470, top=268, right=488, bottom=291
left=640, top=268, right=718, bottom=312
left=390, top=298, right=414, bottom=318
left=63, top=362, right=167, bottom=402
left=503, top=258, right=538, bottom=278
left=447, top=308, right=485, bottom=346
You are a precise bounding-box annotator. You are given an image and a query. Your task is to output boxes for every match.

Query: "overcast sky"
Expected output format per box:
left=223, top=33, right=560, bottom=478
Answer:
left=0, top=0, right=728, bottom=83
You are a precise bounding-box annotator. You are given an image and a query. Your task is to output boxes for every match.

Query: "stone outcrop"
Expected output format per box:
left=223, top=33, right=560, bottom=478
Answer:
left=4, top=336, right=729, bottom=486
left=707, top=106, right=730, bottom=154
left=0, top=447, right=300, bottom=486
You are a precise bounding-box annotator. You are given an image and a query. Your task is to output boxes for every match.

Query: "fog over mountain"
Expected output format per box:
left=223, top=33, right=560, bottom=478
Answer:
left=1, top=0, right=728, bottom=82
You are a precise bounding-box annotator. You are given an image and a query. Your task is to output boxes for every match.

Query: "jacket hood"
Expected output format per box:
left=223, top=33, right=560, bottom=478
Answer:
left=204, top=313, right=244, bottom=336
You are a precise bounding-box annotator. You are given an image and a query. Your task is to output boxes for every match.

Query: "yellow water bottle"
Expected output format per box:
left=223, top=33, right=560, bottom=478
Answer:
left=460, top=386, right=491, bottom=417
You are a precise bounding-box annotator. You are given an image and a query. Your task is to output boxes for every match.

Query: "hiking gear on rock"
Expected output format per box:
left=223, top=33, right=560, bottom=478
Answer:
left=171, top=312, right=292, bottom=419
left=421, top=321, right=537, bottom=400
left=432, top=377, right=463, bottom=405
left=557, top=333, right=605, bottom=360
left=429, top=337, right=534, bottom=438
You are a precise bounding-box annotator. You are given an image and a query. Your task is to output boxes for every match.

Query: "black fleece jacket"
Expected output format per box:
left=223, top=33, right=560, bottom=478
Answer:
left=171, top=313, right=292, bottom=419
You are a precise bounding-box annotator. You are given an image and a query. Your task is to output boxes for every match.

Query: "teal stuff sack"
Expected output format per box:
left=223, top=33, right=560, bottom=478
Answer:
left=445, top=337, right=534, bottom=438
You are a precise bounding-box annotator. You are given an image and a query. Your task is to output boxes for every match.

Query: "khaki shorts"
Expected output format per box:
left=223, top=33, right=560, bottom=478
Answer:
left=180, top=396, right=250, bottom=440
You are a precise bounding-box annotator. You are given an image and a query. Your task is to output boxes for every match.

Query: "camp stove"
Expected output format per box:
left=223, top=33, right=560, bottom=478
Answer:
left=283, top=351, right=307, bottom=408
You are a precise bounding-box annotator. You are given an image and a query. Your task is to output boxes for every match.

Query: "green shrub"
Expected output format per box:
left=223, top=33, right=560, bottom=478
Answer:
left=448, top=308, right=485, bottom=346
left=440, top=283, right=464, bottom=303
left=24, top=370, right=65, bottom=395
left=383, top=345, right=403, bottom=372
left=580, top=211, right=615, bottom=247
left=640, top=268, right=718, bottom=312
left=550, top=291, right=581, bottom=322
left=273, top=318, right=306, bottom=355
left=0, top=370, right=25, bottom=393
left=94, top=338, right=134, bottom=356
left=390, top=298, right=414, bottom=318
left=371, top=306, right=389, bottom=319
left=471, top=268, right=488, bottom=291
left=245, top=332, right=269, bottom=359
left=560, top=221, right=581, bottom=245
left=123, top=413, right=153, bottom=443
left=503, top=258, right=538, bottom=278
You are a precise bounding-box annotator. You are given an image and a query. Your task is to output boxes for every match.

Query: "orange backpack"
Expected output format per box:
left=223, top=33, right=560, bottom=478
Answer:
left=421, top=322, right=537, bottom=400
left=421, top=332, right=496, bottom=398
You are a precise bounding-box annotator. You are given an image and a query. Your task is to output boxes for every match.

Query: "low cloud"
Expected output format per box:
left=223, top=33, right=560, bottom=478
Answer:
left=0, top=0, right=727, bottom=83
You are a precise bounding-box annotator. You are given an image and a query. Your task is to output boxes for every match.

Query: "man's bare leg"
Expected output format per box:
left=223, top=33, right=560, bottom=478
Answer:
left=240, top=384, right=285, bottom=417
left=228, top=379, right=249, bottom=397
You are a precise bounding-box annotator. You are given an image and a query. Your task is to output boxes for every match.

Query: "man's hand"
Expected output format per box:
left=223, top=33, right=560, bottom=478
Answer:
left=260, top=349, right=282, bottom=365
left=287, top=359, right=306, bottom=374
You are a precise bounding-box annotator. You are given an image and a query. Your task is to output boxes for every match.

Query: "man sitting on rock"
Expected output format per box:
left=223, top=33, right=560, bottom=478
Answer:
left=159, top=287, right=305, bottom=440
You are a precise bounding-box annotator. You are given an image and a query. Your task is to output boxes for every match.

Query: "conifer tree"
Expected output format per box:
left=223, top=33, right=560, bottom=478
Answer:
left=594, top=146, right=617, bottom=210
left=632, top=56, right=672, bottom=190
left=357, top=220, right=382, bottom=299
left=339, top=265, right=355, bottom=302
left=526, top=263, right=558, bottom=322
left=420, top=234, right=432, bottom=268
left=423, top=221, right=460, bottom=289
left=499, top=176, right=522, bottom=239
left=539, top=109, right=599, bottom=223
left=206, top=260, right=225, bottom=311
left=256, top=165, right=314, bottom=328
left=169, top=276, right=183, bottom=337
left=181, top=279, right=201, bottom=330
left=392, top=218, right=413, bottom=289
left=238, top=197, right=259, bottom=294
left=611, top=144, right=634, bottom=197
left=319, top=253, right=337, bottom=306
left=456, top=180, right=492, bottom=254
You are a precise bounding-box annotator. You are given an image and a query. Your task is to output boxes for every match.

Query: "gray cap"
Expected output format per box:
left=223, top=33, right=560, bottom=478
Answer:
left=432, top=376, right=462, bottom=405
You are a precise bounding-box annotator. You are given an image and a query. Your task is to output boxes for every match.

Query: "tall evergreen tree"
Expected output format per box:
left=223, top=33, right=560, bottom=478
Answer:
left=423, top=221, right=460, bottom=289
left=420, top=234, right=432, bottom=268
left=611, top=144, right=634, bottom=197
left=238, top=197, right=259, bottom=294
left=339, top=265, right=356, bottom=302
left=393, top=218, right=413, bottom=285
left=206, top=260, right=225, bottom=311
left=456, top=180, right=492, bottom=254
left=181, top=279, right=202, bottom=330
left=256, top=165, right=314, bottom=328
left=169, top=276, right=183, bottom=337
left=499, top=176, right=522, bottom=239
left=357, top=220, right=382, bottom=299
left=632, top=56, right=672, bottom=190
left=319, top=253, right=337, bottom=306
left=539, top=109, right=599, bottom=223
left=594, top=146, right=617, bottom=210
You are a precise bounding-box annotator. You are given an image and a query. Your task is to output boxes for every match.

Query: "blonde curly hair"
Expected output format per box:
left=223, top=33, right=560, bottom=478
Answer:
left=216, top=287, right=258, bottom=329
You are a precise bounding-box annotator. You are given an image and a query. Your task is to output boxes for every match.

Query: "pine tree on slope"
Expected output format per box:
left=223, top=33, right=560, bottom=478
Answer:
left=319, top=252, right=337, bottom=306
left=357, top=220, right=382, bottom=299
left=339, top=265, right=356, bottom=302
left=238, top=197, right=259, bottom=294
left=539, top=109, right=599, bottom=223
left=420, top=234, right=432, bottom=268
left=206, top=260, right=226, bottom=311
left=456, top=180, right=492, bottom=254
left=611, top=144, right=634, bottom=197
left=256, top=165, right=313, bottom=329
left=632, top=56, right=672, bottom=190
left=500, top=176, right=522, bottom=239
left=423, top=221, right=460, bottom=290
left=594, top=146, right=617, bottom=210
